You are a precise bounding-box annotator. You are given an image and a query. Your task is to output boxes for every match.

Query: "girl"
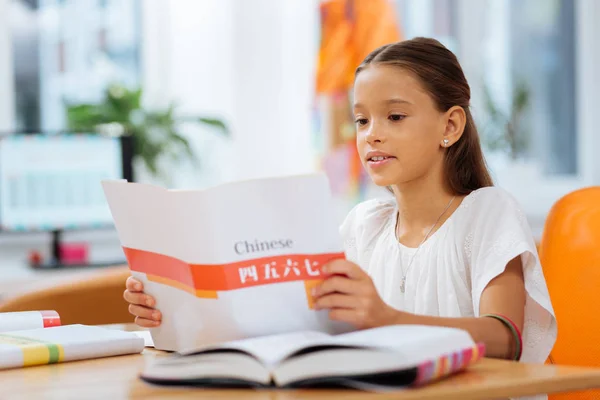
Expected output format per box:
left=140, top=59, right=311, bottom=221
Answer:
left=123, top=37, right=556, bottom=364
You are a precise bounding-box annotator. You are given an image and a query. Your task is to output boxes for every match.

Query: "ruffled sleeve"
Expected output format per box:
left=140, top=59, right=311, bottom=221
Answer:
left=339, top=198, right=396, bottom=271
left=466, top=187, right=557, bottom=363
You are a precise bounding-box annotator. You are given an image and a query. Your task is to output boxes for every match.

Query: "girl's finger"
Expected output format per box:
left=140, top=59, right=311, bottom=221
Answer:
left=126, top=276, right=144, bottom=292
left=135, top=316, right=161, bottom=328
left=313, top=276, right=361, bottom=297
left=128, top=304, right=161, bottom=321
left=328, top=309, right=360, bottom=326
left=123, top=290, right=156, bottom=308
left=314, top=293, right=359, bottom=310
left=322, top=260, right=366, bottom=280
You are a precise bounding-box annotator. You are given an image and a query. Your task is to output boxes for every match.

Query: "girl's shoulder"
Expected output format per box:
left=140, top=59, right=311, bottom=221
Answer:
left=458, top=186, right=526, bottom=221
left=454, top=186, right=533, bottom=252
left=462, top=185, right=521, bottom=207
left=341, top=186, right=524, bottom=225
left=339, top=197, right=396, bottom=240
left=339, top=186, right=527, bottom=242
left=339, top=197, right=396, bottom=263
left=341, top=196, right=396, bottom=226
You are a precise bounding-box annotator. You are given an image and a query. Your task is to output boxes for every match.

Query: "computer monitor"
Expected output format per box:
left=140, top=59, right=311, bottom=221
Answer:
left=0, top=132, right=133, bottom=268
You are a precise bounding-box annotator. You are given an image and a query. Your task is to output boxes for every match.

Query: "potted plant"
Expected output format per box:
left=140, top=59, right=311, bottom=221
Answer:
left=481, top=79, right=541, bottom=186
left=65, top=83, right=229, bottom=182
left=482, top=79, right=531, bottom=161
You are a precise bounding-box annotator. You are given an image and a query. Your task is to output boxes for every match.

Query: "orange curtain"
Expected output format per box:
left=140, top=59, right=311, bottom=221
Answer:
left=315, top=0, right=402, bottom=200
left=316, top=0, right=402, bottom=95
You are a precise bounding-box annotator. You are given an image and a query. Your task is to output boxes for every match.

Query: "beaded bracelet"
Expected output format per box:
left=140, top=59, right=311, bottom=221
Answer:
left=481, top=313, right=523, bottom=361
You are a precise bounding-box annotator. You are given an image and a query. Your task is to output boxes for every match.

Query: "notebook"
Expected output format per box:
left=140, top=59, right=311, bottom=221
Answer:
left=101, top=173, right=352, bottom=352
left=0, top=312, right=145, bottom=370
left=140, top=324, right=485, bottom=390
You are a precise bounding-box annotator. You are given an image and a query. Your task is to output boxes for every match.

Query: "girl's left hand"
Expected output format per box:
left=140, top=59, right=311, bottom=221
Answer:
left=313, top=259, right=399, bottom=329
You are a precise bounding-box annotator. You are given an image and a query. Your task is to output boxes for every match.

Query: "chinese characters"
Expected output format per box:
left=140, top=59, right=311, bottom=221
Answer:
left=237, top=256, right=324, bottom=285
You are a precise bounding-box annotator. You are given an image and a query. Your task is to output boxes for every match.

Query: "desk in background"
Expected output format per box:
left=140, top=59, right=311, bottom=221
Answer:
left=0, top=228, right=125, bottom=301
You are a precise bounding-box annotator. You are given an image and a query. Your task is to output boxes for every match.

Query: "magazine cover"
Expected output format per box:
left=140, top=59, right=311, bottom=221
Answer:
left=102, top=173, right=353, bottom=352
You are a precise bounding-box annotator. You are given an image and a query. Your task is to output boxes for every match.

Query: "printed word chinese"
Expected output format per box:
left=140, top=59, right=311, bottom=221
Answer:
left=234, top=239, right=293, bottom=255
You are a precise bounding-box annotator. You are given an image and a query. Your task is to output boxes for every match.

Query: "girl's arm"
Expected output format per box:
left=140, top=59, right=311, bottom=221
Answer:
left=313, top=257, right=525, bottom=360
left=391, top=257, right=525, bottom=359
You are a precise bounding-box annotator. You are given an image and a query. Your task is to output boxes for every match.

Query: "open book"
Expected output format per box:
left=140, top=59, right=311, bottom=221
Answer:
left=102, top=173, right=352, bottom=352
left=140, top=325, right=484, bottom=390
left=0, top=311, right=145, bottom=369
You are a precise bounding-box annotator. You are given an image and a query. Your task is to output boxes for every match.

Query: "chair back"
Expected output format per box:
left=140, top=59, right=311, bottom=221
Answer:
left=0, top=266, right=132, bottom=326
left=539, top=187, right=600, bottom=400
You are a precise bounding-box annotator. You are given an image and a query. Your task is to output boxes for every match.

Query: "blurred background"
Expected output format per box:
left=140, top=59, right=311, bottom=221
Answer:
left=0, top=0, right=598, bottom=297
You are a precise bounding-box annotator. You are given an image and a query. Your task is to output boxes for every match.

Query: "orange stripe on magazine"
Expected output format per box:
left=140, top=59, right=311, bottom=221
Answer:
left=147, top=275, right=218, bottom=299
left=123, top=248, right=194, bottom=287
left=303, top=280, right=323, bottom=310
left=124, top=247, right=344, bottom=293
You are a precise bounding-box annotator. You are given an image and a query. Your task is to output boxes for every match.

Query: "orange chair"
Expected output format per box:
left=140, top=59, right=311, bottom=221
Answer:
left=0, top=265, right=133, bottom=326
left=539, top=186, right=600, bottom=400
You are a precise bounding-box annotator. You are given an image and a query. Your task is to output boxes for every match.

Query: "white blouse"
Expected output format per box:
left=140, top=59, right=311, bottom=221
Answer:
left=340, top=186, right=557, bottom=365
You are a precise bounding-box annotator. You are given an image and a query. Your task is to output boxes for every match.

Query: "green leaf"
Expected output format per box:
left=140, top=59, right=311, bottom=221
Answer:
left=199, top=117, right=229, bottom=134
left=177, top=116, right=229, bottom=135
left=482, top=84, right=506, bottom=123
left=169, top=132, right=197, bottom=164
left=512, top=81, right=530, bottom=116
left=64, top=82, right=229, bottom=179
left=65, top=104, right=107, bottom=131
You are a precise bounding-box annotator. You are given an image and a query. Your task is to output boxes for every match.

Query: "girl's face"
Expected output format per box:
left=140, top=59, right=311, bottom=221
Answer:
left=353, top=65, right=449, bottom=188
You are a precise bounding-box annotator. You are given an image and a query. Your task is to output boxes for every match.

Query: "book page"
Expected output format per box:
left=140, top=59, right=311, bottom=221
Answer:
left=269, top=325, right=479, bottom=387
left=181, top=330, right=335, bottom=367
left=333, top=325, right=476, bottom=364
left=102, top=174, right=354, bottom=352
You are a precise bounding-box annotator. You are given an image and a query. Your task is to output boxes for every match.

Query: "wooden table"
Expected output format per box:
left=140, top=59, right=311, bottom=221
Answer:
left=2, top=326, right=600, bottom=400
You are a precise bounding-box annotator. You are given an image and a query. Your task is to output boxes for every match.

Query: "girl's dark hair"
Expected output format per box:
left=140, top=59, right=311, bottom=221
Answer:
left=355, top=37, right=493, bottom=195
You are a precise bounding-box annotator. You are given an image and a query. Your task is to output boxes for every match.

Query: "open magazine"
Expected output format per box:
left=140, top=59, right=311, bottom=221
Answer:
left=102, top=173, right=353, bottom=352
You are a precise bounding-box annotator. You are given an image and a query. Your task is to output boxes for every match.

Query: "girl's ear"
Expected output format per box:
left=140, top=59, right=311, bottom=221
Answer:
left=440, top=106, right=467, bottom=148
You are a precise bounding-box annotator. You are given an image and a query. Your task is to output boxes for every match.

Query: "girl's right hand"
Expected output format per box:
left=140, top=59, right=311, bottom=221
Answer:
left=123, top=276, right=162, bottom=328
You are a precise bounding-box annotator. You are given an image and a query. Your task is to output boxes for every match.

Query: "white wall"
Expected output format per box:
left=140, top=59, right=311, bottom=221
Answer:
left=232, top=0, right=319, bottom=180
left=0, top=0, right=15, bottom=133
left=140, top=0, right=319, bottom=189
left=140, top=0, right=235, bottom=189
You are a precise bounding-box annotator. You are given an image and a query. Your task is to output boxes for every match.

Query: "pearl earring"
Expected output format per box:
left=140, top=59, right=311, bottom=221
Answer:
left=443, top=139, right=449, bottom=147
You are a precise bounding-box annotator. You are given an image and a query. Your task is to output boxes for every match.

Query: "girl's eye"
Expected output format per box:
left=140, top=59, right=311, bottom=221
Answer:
left=355, top=118, right=369, bottom=126
left=389, top=114, right=405, bottom=121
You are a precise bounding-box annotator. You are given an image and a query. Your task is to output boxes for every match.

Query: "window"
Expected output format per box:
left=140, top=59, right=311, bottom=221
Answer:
left=480, top=0, right=577, bottom=176
left=10, top=0, right=141, bottom=132
left=456, top=0, right=585, bottom=234
left=395, top=0, right=458, bottom=52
